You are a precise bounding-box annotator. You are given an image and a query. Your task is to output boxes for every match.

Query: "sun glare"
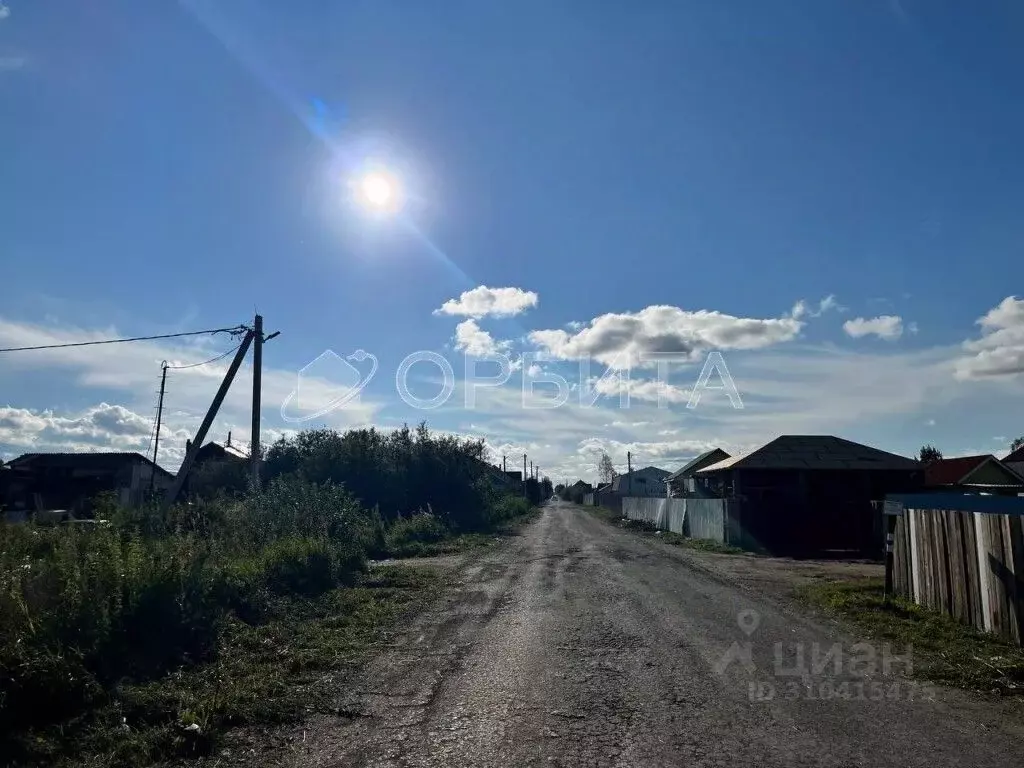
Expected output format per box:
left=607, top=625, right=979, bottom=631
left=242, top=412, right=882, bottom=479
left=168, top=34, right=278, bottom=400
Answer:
left=354, top=170, right=403, bottom=214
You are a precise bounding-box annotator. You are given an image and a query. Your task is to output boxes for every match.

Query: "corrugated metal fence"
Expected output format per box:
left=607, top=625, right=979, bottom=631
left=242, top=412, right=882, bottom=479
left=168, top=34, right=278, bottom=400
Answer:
left=621, top=496, right=733, bottom=544
left=889, top=493, right=1024, bottom=646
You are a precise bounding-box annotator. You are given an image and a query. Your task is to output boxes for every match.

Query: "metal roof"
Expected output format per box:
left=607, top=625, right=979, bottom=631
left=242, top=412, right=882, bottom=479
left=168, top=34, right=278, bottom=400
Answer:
left=611, top=466, right=671, bottom=491
left=1004, top=445, right=1024, bottom=464
left=666, top=449, right=731, bottom=481
left=9, top=451, right=175, bottom=477
left=925, top=455, right=1024, bottom=487
left=695, top=436, right=920, bottom=473
left=202, top=441, right=249, bottom=460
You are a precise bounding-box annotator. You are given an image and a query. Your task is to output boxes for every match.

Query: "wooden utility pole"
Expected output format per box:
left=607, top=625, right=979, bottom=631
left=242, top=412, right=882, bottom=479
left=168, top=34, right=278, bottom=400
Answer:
left=503, top=455, right=507, bottom=473
left=627, top=451, right=633, bottom=495
left=149, top=362, right=169, bottom=494
left=163, top=330, right=255, bottom=508
left=250, top=314, right=264, bottom=489
left=523, top=454, right=528, bottom=498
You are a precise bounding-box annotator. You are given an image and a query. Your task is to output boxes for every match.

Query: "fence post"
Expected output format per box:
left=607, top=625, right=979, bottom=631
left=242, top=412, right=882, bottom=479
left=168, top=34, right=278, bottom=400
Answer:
left=884, top=512, right=898, bottom=603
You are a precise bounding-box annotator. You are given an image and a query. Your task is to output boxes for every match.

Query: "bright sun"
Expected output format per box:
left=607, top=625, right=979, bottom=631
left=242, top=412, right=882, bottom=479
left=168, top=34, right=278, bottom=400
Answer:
left=354, top=170, right=402, bottom=213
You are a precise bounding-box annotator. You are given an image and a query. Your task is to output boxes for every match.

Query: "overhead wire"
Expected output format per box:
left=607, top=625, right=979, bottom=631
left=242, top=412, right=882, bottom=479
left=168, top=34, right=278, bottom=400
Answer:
left=0, top=326, right=247, bottom=354
left=164, top=342, right=244, bottom=370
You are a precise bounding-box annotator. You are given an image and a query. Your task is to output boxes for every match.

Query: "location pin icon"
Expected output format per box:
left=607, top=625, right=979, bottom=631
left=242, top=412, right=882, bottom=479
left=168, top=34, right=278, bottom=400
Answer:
left=737, top=609, right=760, bottom=636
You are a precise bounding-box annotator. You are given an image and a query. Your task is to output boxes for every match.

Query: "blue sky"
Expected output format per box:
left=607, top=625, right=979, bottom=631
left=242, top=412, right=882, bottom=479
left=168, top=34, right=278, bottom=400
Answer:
left=2, top=0, right=1023, bottom=483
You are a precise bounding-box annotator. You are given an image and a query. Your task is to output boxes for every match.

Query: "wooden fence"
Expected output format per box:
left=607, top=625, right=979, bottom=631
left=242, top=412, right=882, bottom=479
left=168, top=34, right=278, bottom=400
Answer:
left=889, top=493, right=1024, bottom=645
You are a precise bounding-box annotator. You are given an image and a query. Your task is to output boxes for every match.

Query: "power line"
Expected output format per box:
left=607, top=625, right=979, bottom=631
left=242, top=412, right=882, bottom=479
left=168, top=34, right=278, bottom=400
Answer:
left=0, top=326, right=247, bottom=354
left=163, top=346, right=243, bottom=372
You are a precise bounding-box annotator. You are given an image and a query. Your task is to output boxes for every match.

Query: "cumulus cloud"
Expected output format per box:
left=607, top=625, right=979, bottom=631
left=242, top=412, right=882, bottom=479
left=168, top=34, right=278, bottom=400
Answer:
left=0, top=403, right=188, bottom=458
left=435, top=286, right=538, bottom=318
left=955, top=296, right=1024, bottom=379
left=842, top=315, right=904, bottom=341
left=453, top=319, right=508, bottom=357
left=529, top=305, right=803, bottom=369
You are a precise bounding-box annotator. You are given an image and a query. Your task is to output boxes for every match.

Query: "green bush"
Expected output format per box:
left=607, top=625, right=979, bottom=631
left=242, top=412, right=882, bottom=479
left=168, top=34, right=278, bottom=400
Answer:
left=262, top=423, right=497, bottom=532
left=226, top=537, right=366, bottom=600
left=385, top=513, right=449, bottom=557
left=488, top=495, right=532, bottom=524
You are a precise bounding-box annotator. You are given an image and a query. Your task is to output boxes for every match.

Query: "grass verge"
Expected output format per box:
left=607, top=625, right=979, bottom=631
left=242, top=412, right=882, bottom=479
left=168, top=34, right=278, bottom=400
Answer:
left=7, top=565, right=440, bottom=767
left=382, top=506, right=542, bottom=559
left=586, top=505, right=745, bottom=555
left=797, top=578, right=1024, bottom=695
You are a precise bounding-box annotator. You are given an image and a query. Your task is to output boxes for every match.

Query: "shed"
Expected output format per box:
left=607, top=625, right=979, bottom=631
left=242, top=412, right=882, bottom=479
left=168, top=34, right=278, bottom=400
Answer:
left=5, top=452, right=174, bottom=515
left=695, top=436, right=923, bottom=557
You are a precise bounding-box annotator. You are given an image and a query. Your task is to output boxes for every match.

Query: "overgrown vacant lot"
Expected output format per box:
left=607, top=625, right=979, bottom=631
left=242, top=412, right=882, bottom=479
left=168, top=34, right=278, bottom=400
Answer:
left=0, top=425, right=543, bottom=766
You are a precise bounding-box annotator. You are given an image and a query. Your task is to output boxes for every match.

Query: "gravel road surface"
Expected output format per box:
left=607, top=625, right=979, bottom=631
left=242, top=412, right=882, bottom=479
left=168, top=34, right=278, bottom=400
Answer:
left=278, top=501, right=1023, bottom=767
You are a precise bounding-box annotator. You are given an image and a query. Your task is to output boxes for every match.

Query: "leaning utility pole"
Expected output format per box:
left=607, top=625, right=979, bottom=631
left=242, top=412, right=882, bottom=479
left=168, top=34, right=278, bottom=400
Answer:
left=250, top=314, right=264, bottom=489
left=163, top=329, right=255, bottom=508
left=149, top=361, right=169, bottom=494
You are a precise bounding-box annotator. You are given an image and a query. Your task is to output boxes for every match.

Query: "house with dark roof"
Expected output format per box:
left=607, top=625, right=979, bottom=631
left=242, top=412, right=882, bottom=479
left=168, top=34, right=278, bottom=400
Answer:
left=1003, top=445, right=1024, bottom=480
left=694, top=436, right=923, bottom=557
left=187, top=431, right=249, bottom=467
left=665, top=449, right=730, bottom=498
left=3, top=452, right=175, bottom=518
left=924, top=455, right=1024, bottom=496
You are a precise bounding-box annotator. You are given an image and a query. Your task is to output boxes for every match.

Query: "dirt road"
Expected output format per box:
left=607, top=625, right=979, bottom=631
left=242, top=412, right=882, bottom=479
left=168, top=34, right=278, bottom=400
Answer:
left=276, top=501, right=1023, bottom=767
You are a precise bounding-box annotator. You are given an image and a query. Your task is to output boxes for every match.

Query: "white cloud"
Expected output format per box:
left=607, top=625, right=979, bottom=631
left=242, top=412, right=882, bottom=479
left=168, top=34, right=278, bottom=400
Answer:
left=435, top=286, right=538, bottom=318
left=526, top=363, right=543, bottom=377
left=453, top=319, right=508, bottom=357
left=842, top=315, right=904, bottom=341
left=0, top=403, right=188, bottom=459
left=955, top=296, right=1024, bottom=379
left=529, top=305, right=803, bottom=368
left=590, top=375, right=691, bottom=404
left=577, top=436, right=721, bottom=470
left=791, top=294, right=844, bottom=320
left=0, top=5, right=10, bottom=21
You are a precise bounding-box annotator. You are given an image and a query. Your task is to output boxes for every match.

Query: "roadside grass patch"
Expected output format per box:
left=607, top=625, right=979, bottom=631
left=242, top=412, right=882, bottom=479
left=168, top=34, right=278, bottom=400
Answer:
left=659, top=532, right=744, bottom=555
left=7, top=565, right=439, bottom=767
left=797, top=578, right=1024, bottom=694
left=382, top=505, right=542, bottom=560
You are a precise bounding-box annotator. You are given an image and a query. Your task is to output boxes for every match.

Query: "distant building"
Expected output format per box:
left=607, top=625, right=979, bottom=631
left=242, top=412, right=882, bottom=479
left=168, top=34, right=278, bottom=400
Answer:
left=665, top=449, right=730, bottom=498
left=181, top=432, right=252, bottom=497
left=187, top=431, right=249, bottom=468
left=3, top=452, right=175, bottom=519
left=610, top=466, right=672, bottom=498
left=924, top=455, right=1024, bottom=496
